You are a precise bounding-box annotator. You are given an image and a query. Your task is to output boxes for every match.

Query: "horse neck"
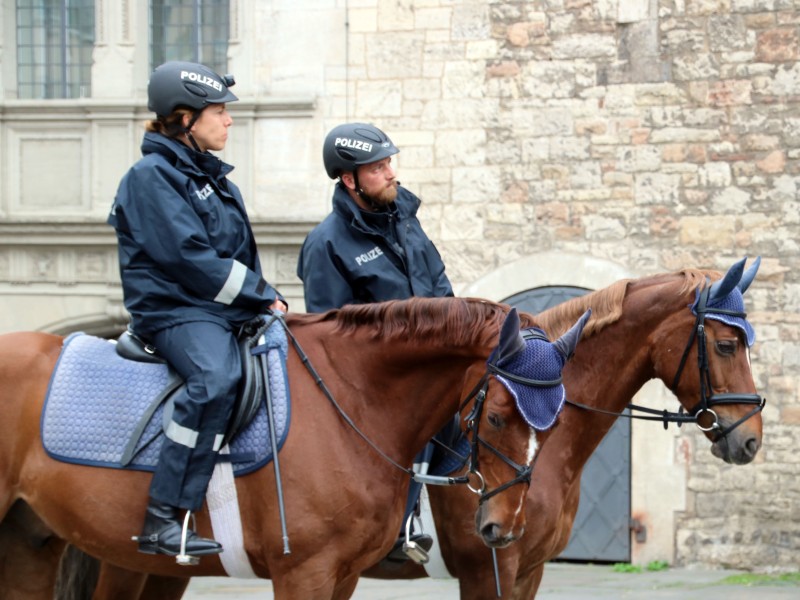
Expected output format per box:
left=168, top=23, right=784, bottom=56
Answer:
left=548, top=282, right=682, bottom=480
left=303, top=325, right=484, bottom=467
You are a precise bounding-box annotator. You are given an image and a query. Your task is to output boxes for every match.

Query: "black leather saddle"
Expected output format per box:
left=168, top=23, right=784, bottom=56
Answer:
left=115, top=318, right=269, bottom=457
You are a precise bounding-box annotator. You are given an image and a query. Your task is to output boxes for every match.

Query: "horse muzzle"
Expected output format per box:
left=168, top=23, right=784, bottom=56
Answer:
left=710, top=429, right=761, bottom=465
left=475, top=503, right=525, bottom=548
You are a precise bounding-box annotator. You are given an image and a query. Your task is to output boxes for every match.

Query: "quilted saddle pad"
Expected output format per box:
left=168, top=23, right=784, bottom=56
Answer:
left=41, top=325, right=290, bottom=476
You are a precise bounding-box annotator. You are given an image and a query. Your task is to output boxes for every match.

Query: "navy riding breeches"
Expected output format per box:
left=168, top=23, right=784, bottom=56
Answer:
left=149, top=320, right=241, bottom=511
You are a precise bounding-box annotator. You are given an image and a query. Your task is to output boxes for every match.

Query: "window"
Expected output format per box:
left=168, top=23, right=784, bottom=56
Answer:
left=150, top=0, right=230, bottom=74
left=16, top=0, right=95, bottom=99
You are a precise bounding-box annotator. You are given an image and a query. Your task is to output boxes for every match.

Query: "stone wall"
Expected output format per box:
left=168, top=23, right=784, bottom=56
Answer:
left=326, top=0, right=799, bottom=571
left=0, top=0, right=797, bottom=571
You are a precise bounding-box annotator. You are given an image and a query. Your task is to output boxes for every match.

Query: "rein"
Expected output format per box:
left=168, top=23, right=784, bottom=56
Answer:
left=567, top=286, right=765, bottom=439
left=274, top=313, right=537, bottom=505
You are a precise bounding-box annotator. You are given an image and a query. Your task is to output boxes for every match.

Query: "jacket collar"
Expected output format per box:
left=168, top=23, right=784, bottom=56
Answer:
left=142, top=132, right=234, bottom=180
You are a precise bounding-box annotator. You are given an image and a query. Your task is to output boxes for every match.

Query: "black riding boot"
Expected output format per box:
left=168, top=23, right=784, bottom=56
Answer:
left=134, top=499, right=222, bottom=557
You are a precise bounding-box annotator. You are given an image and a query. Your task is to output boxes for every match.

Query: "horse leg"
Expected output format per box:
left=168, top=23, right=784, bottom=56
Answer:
left=0, top=501, right=66, bottom=600
left=54, top=546, right=188, bottom=600
left=331, top=574, right=360, bottom=600
left=137, top=574, right=190, bottom=600
left=269, top=560, right=355, bottom=600
left=454, top=547, right=521, bottom=600
left=90, top=562, right=146, bottom=600
left=510, top=562, right=545, bottom=600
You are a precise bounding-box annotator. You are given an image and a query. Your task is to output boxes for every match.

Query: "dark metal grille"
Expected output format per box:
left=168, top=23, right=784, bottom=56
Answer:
left=150, top=0, right=230, bottom=74
left=16, top=0, right=95, bottom=99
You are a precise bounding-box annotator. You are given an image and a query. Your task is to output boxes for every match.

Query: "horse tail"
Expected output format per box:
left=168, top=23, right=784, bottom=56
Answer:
left=54, top=544, right=99, bottom=600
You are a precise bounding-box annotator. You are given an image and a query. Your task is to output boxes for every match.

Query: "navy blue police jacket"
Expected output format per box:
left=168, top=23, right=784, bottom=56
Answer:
left=108, top=132, right=281, bottom=337
left=297, top=182, right=453, bottom=313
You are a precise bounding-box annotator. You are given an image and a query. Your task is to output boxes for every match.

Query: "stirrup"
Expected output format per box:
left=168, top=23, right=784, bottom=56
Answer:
left=176, top=510, right=200, bottom=566
left=401, top=514, right=429, bottom=565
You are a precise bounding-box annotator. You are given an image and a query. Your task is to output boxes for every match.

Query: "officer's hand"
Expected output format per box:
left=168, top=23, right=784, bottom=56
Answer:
left=269, top=299, right=288, bottom=313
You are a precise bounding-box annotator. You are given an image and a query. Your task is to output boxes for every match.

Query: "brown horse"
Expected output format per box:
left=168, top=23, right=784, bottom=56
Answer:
left=359, top=259, right=765, bottom=598
left=0, top=296, right=587, bottom=600
left=10, top=261, right=766, bottom=599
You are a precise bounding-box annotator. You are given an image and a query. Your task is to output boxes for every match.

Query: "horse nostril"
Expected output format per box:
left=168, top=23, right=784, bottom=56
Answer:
left=481, top=523, right=501, bottom=544
left=744, top=437, right=760, bottom=458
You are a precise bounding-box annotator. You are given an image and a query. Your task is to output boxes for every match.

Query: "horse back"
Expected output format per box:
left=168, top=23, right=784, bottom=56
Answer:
left=0, top=328, right=61, bottom=375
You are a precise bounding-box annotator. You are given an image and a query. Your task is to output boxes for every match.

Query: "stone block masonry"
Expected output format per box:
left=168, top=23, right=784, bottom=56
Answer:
left=322, top=0, right=800, bottom=571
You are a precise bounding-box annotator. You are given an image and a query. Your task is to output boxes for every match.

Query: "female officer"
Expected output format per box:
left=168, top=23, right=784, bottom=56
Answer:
left=108, top=61, right=287, bottom=558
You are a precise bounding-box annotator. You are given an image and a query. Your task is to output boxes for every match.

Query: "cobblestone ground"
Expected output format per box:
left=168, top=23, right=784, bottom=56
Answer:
left=183, top=563, right=800, bottom=599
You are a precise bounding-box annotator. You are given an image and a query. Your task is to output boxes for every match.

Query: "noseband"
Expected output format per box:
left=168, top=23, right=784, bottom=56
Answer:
left=670, top=285, right=766, bottom=440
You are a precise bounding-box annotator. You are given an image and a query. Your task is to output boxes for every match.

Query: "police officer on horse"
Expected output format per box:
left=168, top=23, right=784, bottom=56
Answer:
left=108, top=61, right=287, bottom=558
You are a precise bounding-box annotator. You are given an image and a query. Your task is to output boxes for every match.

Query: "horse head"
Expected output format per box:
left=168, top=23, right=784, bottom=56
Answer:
left=466, top=307, right=590, bottom=548
left=658, top=257, right=764, bottom=465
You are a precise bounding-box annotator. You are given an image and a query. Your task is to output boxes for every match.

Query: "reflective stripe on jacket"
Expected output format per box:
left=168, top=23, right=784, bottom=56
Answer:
left=108, top=132, right=279, bottom=336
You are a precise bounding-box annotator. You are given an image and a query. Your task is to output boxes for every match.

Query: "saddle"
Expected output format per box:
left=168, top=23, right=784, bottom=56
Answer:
left=116, top=317, right=269, bottom=455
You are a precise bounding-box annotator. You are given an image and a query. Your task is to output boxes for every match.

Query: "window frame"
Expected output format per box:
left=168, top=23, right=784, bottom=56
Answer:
left=149, top=0, right=230, bottom=75
left=15, top=0, right=95, bottom=100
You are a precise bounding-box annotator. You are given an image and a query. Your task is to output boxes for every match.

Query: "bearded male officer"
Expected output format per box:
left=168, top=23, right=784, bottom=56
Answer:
left=297, top=122, right=454, bottom=562
left=297, top=122, right=452, bottom=311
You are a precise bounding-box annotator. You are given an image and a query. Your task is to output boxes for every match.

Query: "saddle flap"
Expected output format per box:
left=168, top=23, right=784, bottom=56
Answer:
left=220, top=333, right=266, bottom=447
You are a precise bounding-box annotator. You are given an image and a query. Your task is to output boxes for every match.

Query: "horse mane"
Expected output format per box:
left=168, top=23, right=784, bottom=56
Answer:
left=289, top=297, right=532, bottom=348
left=288, top=267, right=723, bottom=345
left=328, top=296, right=521, bottom=348
left=535, top=267, right=721, bottom=339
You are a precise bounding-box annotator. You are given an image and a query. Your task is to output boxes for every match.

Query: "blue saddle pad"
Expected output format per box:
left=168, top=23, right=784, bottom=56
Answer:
left=41, top=325, right=290, bottom=477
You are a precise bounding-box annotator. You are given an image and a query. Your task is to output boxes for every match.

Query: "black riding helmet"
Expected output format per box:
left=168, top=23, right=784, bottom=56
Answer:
left=147, top=61, right=238, bottom=117
left=322, top=123, right=399, bottom=179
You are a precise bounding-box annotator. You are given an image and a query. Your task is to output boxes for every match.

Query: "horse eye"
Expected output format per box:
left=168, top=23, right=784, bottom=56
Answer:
left=488, top=413, right=503, bottom=428
left=716, top=340, right=737, bottom=356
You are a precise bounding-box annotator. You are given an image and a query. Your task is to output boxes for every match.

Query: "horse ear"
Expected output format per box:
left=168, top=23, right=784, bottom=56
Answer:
left=497, top=307, right=525, bottom=359
left=738, top=256, right=761, bottom=294
left=708, top=257, right=746, bottom=303
left=553, top=309, right=591, bottom=361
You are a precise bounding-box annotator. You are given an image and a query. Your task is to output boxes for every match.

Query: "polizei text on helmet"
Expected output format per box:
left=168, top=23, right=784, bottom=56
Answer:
left=181, top=70, right=223, bottom=92
left=334, top=137, right=373, bottom=153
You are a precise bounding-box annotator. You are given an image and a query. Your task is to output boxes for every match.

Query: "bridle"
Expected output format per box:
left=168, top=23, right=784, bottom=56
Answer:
left=419, top=330, right=562, bottom=504
left=669, top=285, right=766, bottom=440
left=458, top=329, right=560, bottom=504
left=279, top=313, right=556, bottom=505
left=566, top=285, right=766, bottom=438
left=567, top=287, right=767, bottom=442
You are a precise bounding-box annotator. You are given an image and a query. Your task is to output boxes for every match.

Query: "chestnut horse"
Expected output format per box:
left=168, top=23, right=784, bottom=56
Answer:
left=10, top=260, right=765, bottom=599
left=0, top=297, right=587, bottom=600
left=360, top=258, right=765, bottom=598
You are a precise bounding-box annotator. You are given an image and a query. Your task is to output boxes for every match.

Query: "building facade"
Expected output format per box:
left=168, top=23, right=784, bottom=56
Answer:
left=0, top=0, right=798, bottom=571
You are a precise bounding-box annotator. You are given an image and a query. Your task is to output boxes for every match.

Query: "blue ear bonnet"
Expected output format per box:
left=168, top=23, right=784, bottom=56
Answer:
left=491, top=328, right=567, bottom=431
left=691, top=286, right=755, bottom=347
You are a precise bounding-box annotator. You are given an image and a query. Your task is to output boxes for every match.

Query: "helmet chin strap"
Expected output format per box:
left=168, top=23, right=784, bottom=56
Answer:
left=352, top=170, right=394, bottom=212
left=183, top=110, right=204, bottom=153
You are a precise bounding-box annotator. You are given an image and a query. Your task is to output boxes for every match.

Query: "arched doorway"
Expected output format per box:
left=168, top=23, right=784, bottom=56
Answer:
left=502, top=284, right=632, bottom=562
